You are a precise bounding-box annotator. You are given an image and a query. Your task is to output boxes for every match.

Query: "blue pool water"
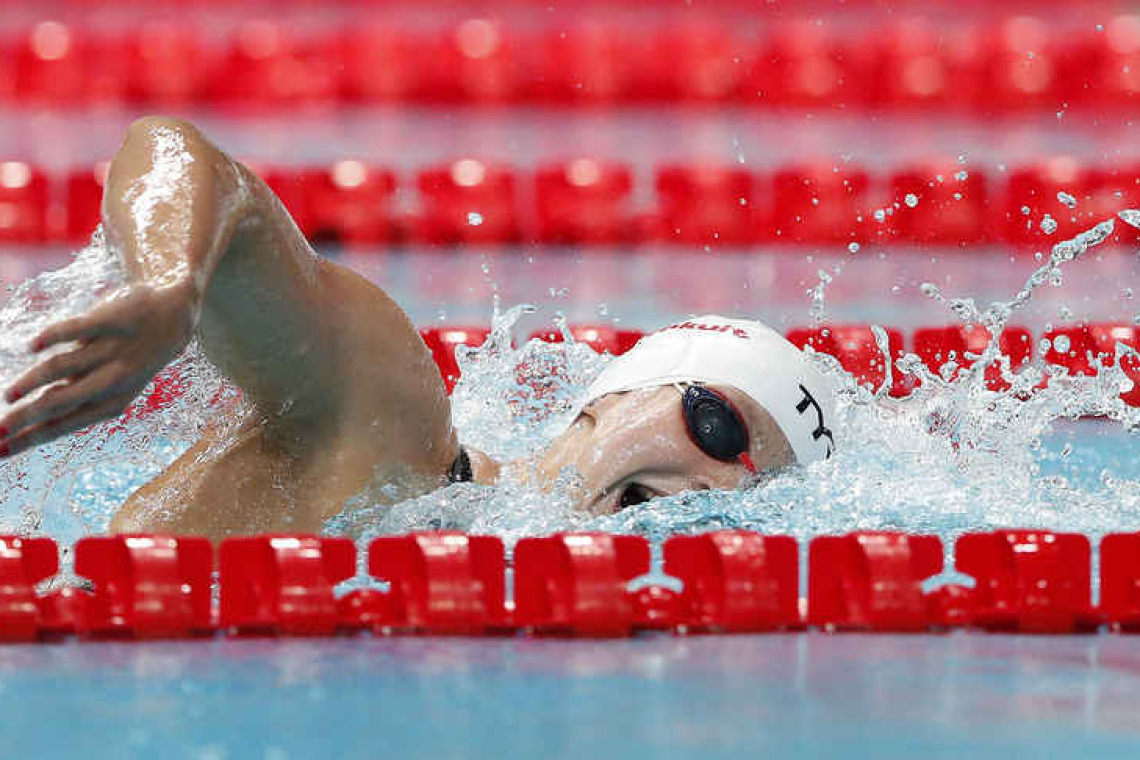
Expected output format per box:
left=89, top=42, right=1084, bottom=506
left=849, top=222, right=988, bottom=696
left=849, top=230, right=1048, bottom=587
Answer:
left=2, top=634, right=1138, bottom=760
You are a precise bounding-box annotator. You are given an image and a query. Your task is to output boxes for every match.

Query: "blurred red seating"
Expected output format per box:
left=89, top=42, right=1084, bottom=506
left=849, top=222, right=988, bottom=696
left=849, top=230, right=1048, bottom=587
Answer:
left=535, top=25, right=645, bottom=104
left=535, top=159, right=633, bottom=244
left=529, top=324, right=643, bottom=355
left=126, top=22, right=208, bottom=104
left=0, top=161, right=49, bottom=244
left=747, top=21, right=873, bottom=108
left=655, top=165, right=761, bottom=246
left=65, top=161, right=110, bottom=243
left=420, top=326, right=491, bottom=392
left=772, top=162, right=872, bottom=244
left=415, top=160, right=520, bottom=244
left=872, top=20, right=982, bottom=111
left=912, top=325, right=1033, bottom=391
left=302, top=161, right=396, bottom=245
left=211, top=21, right=342, bottom=107
left=787, top=324, right=910, bottom=396
left=1044, top=323, right=1140, bottom=405
left=652, top=25, right=747, bottom=103
left=890, top=161, right=991, bottom=244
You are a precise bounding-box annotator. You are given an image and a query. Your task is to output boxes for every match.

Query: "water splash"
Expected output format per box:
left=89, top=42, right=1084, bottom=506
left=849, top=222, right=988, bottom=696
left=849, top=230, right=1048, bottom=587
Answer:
left=1, top=219, right=1139, bottom=555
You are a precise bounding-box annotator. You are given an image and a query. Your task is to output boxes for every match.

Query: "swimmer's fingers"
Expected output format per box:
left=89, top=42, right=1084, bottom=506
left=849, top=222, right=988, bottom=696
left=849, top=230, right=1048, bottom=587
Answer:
left=0, top=364, right=125, bottom=447
left=0, top=393, right=133, bottom=459
left=5, top=339, right=116, bottom=403
left=30, top=299, right=135, bottom=353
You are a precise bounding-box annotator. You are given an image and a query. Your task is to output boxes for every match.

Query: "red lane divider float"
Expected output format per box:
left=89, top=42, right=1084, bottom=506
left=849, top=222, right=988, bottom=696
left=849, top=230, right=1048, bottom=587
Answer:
left=11, top=155, right=1140, bottom=247
left=4, top=529, right=1140, bottom=640
left=5, top=16, right=1139, bottom=112
left=514, top=532, right=650, bottom=637
left=808, top=532, right=943, bottom=632
left=664, top=531, right=799, bottom=633
left=220, top=535, right=355, bottom=636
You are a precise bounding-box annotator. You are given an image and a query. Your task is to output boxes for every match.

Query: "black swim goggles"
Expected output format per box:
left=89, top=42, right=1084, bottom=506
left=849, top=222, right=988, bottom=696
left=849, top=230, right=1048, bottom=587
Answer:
left=678, top=384, right=757, bottom=473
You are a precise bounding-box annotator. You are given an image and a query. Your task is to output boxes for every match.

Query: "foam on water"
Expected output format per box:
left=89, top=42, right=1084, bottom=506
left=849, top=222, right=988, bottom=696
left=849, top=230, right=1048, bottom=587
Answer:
left=0, top=217, right=1139, bottom=557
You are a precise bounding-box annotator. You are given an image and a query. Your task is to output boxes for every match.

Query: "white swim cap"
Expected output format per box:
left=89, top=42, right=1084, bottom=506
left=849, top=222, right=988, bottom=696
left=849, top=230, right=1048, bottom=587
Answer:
left=573, top=315, right=836, bottom=464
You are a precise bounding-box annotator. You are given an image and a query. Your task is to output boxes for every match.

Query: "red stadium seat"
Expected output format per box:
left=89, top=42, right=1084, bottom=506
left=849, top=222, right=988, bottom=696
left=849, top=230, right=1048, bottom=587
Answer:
left=747, top=21, right=873, bottom=108
left=0, top=162, right=49, bottom=244
left=772, top=162, right=873, bottom=244
left=65, top=162, right=110, bottom=243
left=787, top=324, right=910, bottom=397
left=211, top=21, right=342, bottom=107
left=342, top=26, right=426, bottom=103
left=535, top=160, right=633, bottom=244
left=872, top=20, right=982, bottom=111
left=125, top=22, right=209, bottom=105
left=652, top=25, right=748, bottom=103
left=529, top=324, right=643, bottom=355
left=654, top=165, right=762, bottom=246
left=534, top=25, right=645, bottom=104
left=415, top=160, right=520, bottom=245
left=302, top=161, right=397, bottom=246
left=912, top=325, right=1033, bottom=391
left=12, top=22, right=127, bottom=105
left=420, top=326, right=491, bottom=392
left=890, top=161, right=991, bottom=245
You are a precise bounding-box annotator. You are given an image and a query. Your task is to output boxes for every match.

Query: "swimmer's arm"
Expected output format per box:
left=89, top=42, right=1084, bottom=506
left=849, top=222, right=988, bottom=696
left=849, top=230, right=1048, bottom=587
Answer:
left=1, top=116, right=455, bottom=470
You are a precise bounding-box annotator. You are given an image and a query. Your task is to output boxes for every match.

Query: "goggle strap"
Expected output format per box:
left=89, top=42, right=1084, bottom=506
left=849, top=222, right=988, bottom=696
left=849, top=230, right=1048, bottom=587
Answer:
left=738, top=451, right=758, bottom=474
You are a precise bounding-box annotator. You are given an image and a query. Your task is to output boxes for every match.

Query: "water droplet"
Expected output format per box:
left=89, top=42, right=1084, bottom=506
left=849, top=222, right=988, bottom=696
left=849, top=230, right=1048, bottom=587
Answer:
left=904, top=193, right=918, bottom=208
left=1060, top=443, right=1073, bottom=458
left=847, top=242, right=860, bottom=254
left=1057, top=191, right=1077, bottom=209
left=1125, top=288, right=1134, bottom=300
left=954, top=170, right=968, bottom=181
left=1118, top=209, right=1140, bottom=229
left=1020, top=206, right=1031, bottom=215
left=919, top=282, right=939, bottom=298
left=1053, top=334, right=1071, bottom=354
left=1040, top=214, right=1058, bottom=234
left=467, top=211, right=484, bottom=226
left=873, top=209, right=886, bottom=223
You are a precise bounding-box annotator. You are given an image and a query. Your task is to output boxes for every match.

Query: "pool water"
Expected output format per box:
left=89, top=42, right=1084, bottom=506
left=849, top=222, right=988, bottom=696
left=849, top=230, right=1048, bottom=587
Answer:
left=2, top=634, right=1137, bottom=759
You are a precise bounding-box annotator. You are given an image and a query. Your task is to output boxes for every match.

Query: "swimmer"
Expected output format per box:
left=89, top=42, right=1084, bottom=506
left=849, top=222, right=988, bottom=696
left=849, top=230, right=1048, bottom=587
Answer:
left=0, top=117, right=835, bottom=540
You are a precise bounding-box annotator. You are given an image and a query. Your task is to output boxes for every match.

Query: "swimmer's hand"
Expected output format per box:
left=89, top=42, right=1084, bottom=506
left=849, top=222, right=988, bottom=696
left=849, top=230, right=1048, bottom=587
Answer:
left=0, top=281, right=196, bottom=458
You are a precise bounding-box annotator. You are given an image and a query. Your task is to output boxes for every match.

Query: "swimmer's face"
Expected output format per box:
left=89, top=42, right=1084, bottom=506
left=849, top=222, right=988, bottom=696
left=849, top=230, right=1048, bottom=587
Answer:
left=530, top=385, right=795, bottom=515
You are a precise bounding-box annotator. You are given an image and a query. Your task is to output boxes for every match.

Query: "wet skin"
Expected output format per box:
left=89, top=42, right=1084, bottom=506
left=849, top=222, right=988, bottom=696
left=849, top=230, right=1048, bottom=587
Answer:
left=0, top=118, right=792, bottom=541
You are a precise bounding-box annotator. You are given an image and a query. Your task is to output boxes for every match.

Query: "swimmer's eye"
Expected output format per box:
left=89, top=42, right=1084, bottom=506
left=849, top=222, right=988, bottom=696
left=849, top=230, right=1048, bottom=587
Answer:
left=618, top=483, right=654, bottom=511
